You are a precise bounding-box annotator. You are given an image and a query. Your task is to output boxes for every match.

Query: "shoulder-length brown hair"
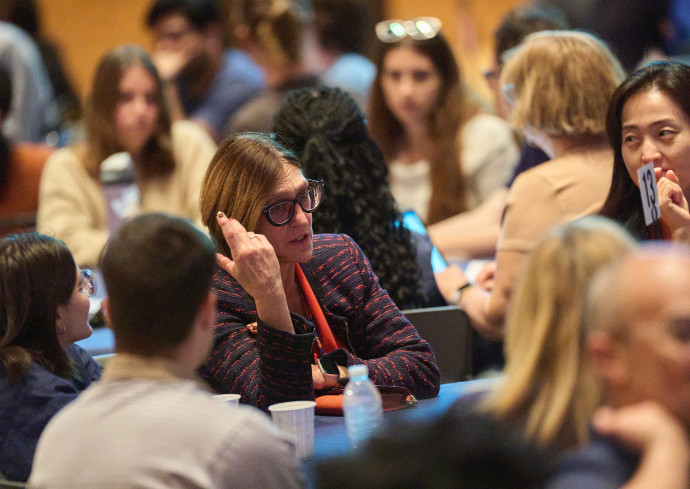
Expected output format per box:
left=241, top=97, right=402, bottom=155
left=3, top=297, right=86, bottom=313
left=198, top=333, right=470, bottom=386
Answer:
left=200, top=132, right=300, bottom=257
left=367, top=32, right=479, bottom=224
left=0, top=233, right=77, bottom=381
left=83, top=45, right=174, bottom=179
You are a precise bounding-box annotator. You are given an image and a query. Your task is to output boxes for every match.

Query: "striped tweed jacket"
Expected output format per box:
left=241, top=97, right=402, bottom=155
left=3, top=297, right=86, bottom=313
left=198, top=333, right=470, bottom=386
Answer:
left=199, top=234, right=441, bottom=411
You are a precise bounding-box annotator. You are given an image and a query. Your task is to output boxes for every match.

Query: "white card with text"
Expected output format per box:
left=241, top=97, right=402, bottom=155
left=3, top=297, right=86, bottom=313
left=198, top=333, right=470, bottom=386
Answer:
left=637, top=161, right=661, bottom=226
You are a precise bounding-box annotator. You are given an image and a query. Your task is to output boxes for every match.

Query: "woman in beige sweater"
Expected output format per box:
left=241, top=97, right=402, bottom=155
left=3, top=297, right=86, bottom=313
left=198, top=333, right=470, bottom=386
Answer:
left=38, top=45, right=216, bottom=267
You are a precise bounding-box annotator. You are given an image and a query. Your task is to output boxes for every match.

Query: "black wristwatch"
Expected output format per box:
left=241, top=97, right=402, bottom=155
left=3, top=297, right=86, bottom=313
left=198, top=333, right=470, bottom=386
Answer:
left=453, top=282, right=473, bottom=304
left=318, top=357, right=340, bottom=376
left=318, top=358, right=348, bottom=386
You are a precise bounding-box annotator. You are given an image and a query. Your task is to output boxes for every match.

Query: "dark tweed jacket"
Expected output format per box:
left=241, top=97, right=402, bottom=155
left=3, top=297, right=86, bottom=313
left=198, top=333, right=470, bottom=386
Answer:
left=199, top=234, right=441, bottom=411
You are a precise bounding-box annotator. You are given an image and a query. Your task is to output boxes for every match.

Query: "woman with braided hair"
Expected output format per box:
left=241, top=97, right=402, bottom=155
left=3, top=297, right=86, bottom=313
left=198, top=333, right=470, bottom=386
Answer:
left=273, top=85, right=448, bottom=308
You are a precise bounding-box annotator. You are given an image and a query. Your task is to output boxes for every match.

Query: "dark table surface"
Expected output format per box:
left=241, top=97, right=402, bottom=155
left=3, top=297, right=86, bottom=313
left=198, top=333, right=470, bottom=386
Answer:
left=311, top=378, right=498, bottom=461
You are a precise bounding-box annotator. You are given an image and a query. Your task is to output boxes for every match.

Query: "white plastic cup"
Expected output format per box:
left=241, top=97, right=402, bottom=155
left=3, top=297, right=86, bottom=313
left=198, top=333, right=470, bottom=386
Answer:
left=212, top=393, right=241, bottom=407
left=268, top=400, right=317, bottom=458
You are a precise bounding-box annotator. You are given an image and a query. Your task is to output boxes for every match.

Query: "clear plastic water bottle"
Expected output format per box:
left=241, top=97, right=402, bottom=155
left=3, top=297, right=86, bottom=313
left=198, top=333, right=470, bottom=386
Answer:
left=343, top=364, right=383, bottom=449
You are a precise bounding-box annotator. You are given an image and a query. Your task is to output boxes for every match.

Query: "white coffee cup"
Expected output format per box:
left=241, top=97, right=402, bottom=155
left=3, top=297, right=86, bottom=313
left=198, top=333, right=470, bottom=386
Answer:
left=213, top=393, right=241, bottom=407
left=268, top=400, right=317, bottom=458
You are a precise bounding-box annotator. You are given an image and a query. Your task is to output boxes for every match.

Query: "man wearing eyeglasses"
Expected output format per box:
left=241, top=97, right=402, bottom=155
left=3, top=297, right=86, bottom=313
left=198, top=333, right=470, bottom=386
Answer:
left=146, top=0, right=263, bottom=142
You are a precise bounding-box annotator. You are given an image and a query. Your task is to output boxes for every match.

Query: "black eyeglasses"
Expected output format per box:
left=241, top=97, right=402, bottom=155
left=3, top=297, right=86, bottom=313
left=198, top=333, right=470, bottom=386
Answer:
left=375, top=17, right=442, bottom=43
left=261, top=180, right=324, bottom=227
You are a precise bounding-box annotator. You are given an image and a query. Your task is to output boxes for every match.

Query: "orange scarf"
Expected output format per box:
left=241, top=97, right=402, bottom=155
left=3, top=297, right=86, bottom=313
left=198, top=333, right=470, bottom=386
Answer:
left=295, top=264, right=339, bottom=353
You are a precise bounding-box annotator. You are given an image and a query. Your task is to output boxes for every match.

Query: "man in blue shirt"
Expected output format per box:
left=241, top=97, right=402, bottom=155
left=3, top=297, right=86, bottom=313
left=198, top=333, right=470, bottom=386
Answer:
left=146, top=0, right=263, bottom=141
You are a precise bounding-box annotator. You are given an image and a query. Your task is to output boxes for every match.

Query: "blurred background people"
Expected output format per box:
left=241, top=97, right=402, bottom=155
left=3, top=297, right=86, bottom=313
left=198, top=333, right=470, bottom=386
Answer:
left=481, top=217, right=634, bottom=453
left=37, top=45, right=216, bottom=267
left=0, top=61, right=53, bottom=236
left=449, top=31, right=625, bottom=343
left=273, top=85, right=448, bottom=309
left=303, top=0, right=376, bottom=110
left=0, top=0, right=82, bottom=143
left=549, top=243, right=690, bottom=489
left=146, top=0, right=264, bottom=141
left=601, top=61, right=690, bottom=243
left=368, top=17, right=518, bottom=224
left=428, top=5, right=568, bottom=261
left=0, top=20, right=57, bottom=143
left=227, top=0, right=319, bottom=134
left=0, top=232, right=100, bottom=482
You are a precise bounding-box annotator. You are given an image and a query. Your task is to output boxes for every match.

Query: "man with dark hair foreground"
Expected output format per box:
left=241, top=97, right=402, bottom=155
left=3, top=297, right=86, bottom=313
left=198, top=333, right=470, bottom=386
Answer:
left=28, top=214, right=303, bottom=488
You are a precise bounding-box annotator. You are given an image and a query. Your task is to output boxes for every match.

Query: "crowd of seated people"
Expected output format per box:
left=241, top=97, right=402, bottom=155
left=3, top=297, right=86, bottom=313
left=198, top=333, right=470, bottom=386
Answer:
left=3, top=0, right=690, bottom=486
left=447, top=30, right=626, bottom=341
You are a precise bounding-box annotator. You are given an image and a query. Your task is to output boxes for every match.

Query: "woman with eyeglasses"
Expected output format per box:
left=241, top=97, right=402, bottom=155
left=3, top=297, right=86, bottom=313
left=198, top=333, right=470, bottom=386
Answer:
left=37, top=45, right=217, bottom=268
left=0, top=232, right=100, bottom=482
left=368, top=17, right=519, bottom=224
left=198, top=132, right=440, bottom=411
left=447, top=31, right=625, bottom=342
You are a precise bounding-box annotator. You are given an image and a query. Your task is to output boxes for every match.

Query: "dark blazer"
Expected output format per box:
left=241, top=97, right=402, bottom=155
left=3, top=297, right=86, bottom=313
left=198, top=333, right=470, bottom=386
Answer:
left=0, top=344, right=100, bottom=481
left=199, top=234, right=441, bottom=411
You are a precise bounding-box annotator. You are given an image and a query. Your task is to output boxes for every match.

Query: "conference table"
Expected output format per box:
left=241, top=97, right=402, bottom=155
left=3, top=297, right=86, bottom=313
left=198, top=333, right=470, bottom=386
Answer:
left=311, top=378, right=498, bottom=461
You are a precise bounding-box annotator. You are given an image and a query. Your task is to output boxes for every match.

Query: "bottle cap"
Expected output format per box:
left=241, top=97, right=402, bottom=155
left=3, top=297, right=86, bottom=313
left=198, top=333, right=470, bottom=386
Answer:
left=347, top=364, right=368, bottom=378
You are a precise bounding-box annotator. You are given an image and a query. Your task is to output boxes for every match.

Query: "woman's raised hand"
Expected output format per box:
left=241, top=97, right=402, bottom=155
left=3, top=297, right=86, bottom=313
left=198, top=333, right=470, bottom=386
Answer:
left=655, top=168, right=690, bottom=242
left=216, top=212, right=294, bottom=333
left=215, top=212, right=283, bottom=300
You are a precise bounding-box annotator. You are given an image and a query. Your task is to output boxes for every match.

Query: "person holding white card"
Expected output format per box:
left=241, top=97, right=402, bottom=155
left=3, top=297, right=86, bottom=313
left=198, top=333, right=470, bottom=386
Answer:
left=601, top=61, right=690, bottom=243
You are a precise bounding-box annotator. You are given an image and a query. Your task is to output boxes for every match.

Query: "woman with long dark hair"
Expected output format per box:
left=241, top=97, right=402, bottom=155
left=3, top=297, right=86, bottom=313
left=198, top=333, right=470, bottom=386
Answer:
left=368, top=18, right=518, bottom=224
left=0, top=232, right=100, bottom=481
left=601, top=61, right=690, bottom=243
left=273, top=85, right=447, bottom=308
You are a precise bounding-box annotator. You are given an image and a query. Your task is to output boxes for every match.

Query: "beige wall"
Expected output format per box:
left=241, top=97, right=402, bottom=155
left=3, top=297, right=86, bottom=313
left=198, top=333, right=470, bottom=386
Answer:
left=385, top=0, right=525, bottom=102
left=38, top=0, right=153, bottom=102
left=39, top=0, right=525, bottom=105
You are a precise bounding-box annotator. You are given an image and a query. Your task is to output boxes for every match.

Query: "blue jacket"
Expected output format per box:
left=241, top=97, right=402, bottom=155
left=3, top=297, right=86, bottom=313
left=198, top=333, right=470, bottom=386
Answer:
left=0, top=344, right=100, bottom=481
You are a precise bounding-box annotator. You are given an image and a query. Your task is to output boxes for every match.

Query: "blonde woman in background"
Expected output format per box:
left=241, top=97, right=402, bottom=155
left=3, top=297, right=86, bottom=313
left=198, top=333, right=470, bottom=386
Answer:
left=226, top=0, right=319, bottom=134
left=445, top=31, right=626, bottom=343
left=37, top=45, right=216, bottom=267
left=483, top=217, right=635, bottom=453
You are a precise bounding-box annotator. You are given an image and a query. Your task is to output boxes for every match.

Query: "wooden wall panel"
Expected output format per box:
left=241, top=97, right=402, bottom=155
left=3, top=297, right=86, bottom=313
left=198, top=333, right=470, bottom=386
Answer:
left=38, top=0, right=525, bottom=107
left=38, top=0, right=152, bottom=102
